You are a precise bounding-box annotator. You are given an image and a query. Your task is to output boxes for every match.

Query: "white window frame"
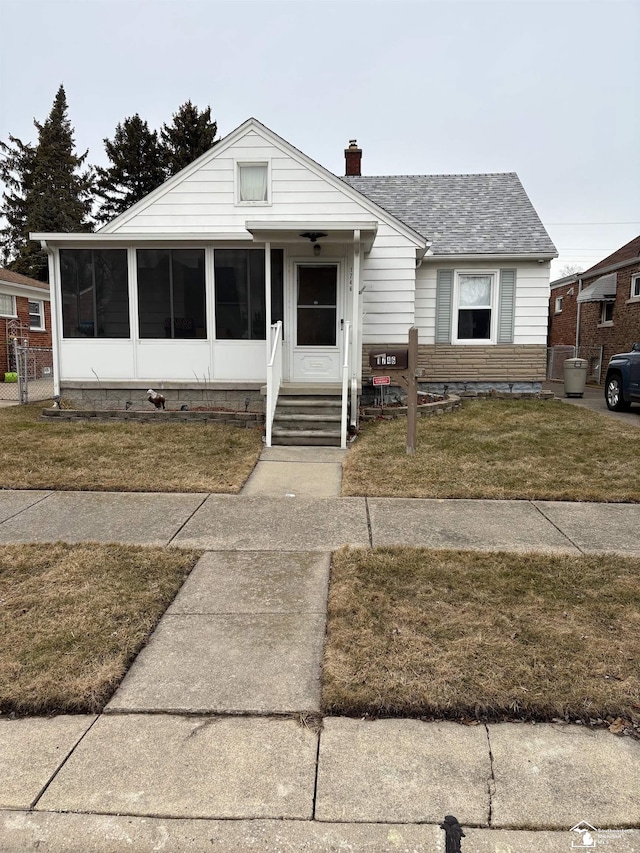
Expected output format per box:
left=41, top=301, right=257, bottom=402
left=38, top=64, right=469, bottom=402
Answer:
left=554, top=295, right=563, bottom=314
left=0, top=293, right=17, bottom=318
left=453, top=271, right=497, bottom=344
left=630, top=274, right=640, bottom=300
left=235, top=160, right=271, bottom=206
left=600, top=301, right=614, bottom=326
left=28, top=299, right=45, bottom=331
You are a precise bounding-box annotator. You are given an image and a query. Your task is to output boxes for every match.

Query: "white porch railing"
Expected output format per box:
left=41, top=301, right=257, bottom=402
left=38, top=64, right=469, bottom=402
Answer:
left=265, top=320, right=283, bottom=447
left=340, top=321, right=352, bottom=449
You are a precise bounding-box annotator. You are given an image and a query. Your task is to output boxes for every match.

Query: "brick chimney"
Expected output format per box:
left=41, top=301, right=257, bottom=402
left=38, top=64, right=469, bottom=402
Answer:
left=345, top=139, right=362, bottom=176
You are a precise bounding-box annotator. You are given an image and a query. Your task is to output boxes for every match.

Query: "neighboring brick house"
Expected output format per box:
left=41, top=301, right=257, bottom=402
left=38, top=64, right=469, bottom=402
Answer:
left=0, top=268, right=52, bottom=378
left=548, top=272, right=579, bottom=347
left=548, top=236, right=640, bottom=382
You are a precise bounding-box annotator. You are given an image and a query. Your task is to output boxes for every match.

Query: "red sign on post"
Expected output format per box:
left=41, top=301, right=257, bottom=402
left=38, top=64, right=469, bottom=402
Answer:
left=372, top=375, right=391, bottom=386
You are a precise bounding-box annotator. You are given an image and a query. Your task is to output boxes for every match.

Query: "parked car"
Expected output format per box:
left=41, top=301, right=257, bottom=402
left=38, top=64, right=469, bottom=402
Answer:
left=604, top=343, right=640, bottom=410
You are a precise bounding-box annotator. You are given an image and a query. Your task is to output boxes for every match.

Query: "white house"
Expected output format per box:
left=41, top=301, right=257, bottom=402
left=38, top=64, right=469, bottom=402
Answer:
left=32, top=118, right=556, bottom=444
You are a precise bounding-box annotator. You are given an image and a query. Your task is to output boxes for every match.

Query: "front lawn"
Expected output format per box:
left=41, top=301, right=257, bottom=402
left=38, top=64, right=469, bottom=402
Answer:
left=343, top=399, right=640, bottom=502
left=0, top=403, right=262, bottom=492
left=322, top=546, right=640, bottom=726
left=0, top=543, right=201, bottom=715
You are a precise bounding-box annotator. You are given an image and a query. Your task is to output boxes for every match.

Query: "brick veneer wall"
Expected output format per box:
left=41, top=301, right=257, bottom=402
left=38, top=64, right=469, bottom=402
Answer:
left=362, top=343, right=547, bottom=384
left=0, top=297, right=52, bottom=376
left=548, top=283, right=578, bottom=346
left=578, top=262, right=640, bottom=374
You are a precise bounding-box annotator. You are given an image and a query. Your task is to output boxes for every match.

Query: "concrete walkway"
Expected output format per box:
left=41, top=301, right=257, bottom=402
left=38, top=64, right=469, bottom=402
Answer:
left=1, top=449, right=640, bottom=852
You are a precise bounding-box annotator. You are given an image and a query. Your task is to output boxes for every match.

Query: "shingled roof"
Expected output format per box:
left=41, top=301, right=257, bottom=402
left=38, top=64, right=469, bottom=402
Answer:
left=0, top=268, right=49, bottom=291
left=342, top=173, right=557, bottom=256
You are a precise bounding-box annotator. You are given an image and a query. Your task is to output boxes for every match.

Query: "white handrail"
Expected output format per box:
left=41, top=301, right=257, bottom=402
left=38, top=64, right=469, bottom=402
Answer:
left=265, top=321, right=283, bottom=447
left=340, top=321, right=351, bottom=449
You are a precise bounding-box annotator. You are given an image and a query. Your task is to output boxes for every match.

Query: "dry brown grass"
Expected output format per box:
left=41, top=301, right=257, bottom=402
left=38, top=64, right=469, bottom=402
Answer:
left=343, top=399, right=640, bottom=502
left=0, top=543, right=201, bottom=714
left=0, top=403, right=262, bottom=492
left=323, top=547, right=640, bottom=722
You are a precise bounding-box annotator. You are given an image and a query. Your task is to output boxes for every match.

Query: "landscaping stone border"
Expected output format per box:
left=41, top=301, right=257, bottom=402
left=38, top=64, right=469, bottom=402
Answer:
left=360, top=394, right=462, bottom=421
left=41, top=408, right=264, bottom=428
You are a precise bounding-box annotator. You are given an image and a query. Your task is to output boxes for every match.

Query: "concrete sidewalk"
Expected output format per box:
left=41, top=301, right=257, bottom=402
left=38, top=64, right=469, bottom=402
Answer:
left=1, top=448, right=640, bottom=852
left=1, top=487, right=639, bottom=555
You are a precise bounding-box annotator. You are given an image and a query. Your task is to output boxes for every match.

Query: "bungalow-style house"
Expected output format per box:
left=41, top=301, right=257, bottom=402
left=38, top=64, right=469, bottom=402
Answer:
left=549, top=235, right=640, bottom=382
left=32, top=118, right=556, bottom=444
left=0, top=268, right=51, bottom=379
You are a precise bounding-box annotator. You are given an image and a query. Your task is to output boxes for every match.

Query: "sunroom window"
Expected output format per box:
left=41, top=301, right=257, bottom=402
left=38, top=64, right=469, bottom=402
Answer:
left=60, top=249, right=130, bottom=338
left=238, top=163, right=269, bottom=203
left=137, top=249, right=206, bottom=339
left=456, top=273, right=494, bottom=341
left=214, top=249, right=283, bottom=340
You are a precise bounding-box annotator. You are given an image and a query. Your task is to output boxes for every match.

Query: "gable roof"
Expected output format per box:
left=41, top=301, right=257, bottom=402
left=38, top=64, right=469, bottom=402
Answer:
left=582, top=234, right=640, bottom=277
left=0, top=268, right=49, bottom=292
left=98, top=118, right=426, bottom=248
left=343, top=173, right=557, bottom=256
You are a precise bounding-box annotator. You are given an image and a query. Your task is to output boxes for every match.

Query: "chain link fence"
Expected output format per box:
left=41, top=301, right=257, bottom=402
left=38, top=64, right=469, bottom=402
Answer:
left=0, top=338, right=54, bottom=404
left=547, top=345, right=603, bottom=384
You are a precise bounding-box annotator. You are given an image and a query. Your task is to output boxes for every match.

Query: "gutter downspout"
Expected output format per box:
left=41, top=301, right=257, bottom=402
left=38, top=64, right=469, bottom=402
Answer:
left=575, top=276, right=582, bottom=352
left=40, top=240, right=61, bottom=398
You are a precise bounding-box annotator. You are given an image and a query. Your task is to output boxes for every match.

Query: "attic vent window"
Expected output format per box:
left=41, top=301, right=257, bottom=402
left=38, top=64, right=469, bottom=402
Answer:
left=238, top=162, right=269, bottom=203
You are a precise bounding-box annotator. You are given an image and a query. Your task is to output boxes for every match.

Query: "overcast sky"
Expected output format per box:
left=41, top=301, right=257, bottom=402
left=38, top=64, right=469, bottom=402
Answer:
left=1, top=0, right=638, bottom=277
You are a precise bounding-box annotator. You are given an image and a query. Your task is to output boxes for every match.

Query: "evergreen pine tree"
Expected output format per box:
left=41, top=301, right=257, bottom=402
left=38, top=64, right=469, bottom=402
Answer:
left=94, top=115, right=166, bottom=225
left=0, top=85, right=93, bottom=280
left=160, top=101, right=218, bottom=176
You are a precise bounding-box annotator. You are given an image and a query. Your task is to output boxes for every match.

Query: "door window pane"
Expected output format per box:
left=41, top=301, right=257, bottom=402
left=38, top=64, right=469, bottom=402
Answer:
left=296, top=266, right=337, bottom=346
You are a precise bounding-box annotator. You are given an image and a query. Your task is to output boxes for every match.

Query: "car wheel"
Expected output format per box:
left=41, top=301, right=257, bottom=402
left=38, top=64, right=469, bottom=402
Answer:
left=605, top=375, right=630, bottom=411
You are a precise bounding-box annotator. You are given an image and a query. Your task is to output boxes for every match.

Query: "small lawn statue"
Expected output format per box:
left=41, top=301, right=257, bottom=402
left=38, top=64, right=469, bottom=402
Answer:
left=147, top=389, right=166, bottom=410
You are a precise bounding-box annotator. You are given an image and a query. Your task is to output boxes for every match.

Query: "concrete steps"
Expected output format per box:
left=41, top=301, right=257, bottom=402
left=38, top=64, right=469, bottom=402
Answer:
left=271, top=394, right=343, bottom=446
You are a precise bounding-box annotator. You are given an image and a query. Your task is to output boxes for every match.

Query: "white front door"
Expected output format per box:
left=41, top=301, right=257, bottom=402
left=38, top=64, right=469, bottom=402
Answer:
left=291, top=263, right=342, bottom=382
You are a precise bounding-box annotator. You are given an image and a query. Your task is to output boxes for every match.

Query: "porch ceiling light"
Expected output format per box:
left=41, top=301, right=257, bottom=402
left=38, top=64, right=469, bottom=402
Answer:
left=299, top=231, right=327, bottom=243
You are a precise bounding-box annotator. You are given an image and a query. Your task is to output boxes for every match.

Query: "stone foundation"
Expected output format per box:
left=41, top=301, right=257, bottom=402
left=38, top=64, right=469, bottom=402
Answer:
left=60, top=383, right=265, bottom=413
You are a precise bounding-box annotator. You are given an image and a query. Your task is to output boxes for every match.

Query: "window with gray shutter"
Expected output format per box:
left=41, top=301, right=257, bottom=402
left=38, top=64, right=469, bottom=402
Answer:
left=435, top=269, right=453, bottom=343
left=497, top=269, right=516, bottom=344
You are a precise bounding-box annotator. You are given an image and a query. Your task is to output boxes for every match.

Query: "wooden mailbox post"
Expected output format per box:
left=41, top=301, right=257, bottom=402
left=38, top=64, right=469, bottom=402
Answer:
left=368, top=326, right=419, bottom=455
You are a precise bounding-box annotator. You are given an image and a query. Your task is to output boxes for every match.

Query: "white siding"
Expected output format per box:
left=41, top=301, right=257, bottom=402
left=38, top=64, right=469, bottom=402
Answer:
left=59, top=341, right=135, bottom=382
left=361, top=224, right=417, bottom=344
left=416, top=259, right=550, bottom=345
left=58, top=340, right=266, bottom=383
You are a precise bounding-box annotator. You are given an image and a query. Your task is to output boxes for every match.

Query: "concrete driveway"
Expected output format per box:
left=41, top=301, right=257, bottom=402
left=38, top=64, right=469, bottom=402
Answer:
left=544, top=380, right=640, bottom=427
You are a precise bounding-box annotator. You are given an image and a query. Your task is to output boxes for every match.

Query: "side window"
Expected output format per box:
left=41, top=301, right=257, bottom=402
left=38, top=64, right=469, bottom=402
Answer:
left=0, top=293, right=16, bottom=317
left=600, top=302, right=614, bottom=325
left=555, top=296, right=563, bottom=314
left=29, top=300, right=45, bottom=330
left=631, top=275, right=640, bottom=299
left=455, top=273, right=494, bottom=342
left=237, top=162, right=269, bottom=204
